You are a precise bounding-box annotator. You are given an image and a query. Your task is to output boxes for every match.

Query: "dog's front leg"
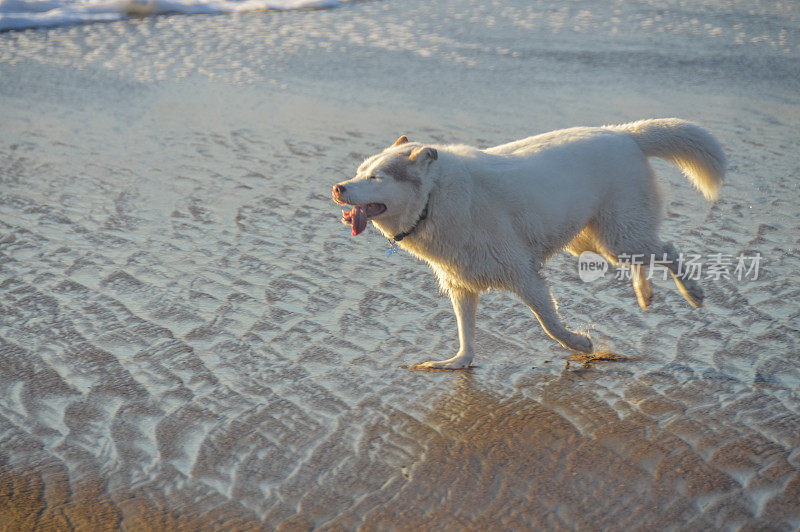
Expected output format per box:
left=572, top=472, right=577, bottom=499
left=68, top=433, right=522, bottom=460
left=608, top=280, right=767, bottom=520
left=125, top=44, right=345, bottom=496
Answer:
left=412, top=288, right=478, bottom=370
left=515, top=273, right=593, bottom=354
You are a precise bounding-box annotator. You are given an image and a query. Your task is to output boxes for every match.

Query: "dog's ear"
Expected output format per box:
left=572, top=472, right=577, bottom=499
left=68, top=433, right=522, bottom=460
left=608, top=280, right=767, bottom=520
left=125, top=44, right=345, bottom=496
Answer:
left=393, top=135, right=409, bottom=146
left=409, top=146, right=437, bottom=163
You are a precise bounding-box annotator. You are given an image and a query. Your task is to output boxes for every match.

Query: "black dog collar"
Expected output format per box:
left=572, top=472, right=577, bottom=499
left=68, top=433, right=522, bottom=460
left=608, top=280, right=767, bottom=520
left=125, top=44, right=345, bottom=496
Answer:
left=393, top=196, right=430, bottom=242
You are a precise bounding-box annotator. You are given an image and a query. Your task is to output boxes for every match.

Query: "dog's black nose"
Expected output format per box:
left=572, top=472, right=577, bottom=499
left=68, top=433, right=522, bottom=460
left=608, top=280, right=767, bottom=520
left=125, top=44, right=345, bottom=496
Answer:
left=333, top=184, right=346, bottom=195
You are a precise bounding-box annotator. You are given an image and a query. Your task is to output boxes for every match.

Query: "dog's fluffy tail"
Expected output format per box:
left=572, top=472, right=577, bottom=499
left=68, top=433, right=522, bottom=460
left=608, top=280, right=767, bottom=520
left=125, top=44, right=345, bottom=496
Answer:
left=612, top=118, right=726, bottom=201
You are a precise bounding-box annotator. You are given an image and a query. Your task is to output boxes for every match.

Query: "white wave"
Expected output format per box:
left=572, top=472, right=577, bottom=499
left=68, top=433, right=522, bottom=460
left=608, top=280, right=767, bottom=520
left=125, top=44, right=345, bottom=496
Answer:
left=0, top=0, right=339, bottom=31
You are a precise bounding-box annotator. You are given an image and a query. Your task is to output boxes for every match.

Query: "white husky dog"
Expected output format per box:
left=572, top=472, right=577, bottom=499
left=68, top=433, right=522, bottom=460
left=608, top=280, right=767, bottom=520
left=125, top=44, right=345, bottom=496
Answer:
left=332, top=119, right=725, bottom=369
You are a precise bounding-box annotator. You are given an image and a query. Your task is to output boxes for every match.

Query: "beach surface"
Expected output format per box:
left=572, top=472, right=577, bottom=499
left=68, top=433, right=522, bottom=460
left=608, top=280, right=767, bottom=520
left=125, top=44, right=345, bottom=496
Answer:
left=1, top=0, right=800, bottom=529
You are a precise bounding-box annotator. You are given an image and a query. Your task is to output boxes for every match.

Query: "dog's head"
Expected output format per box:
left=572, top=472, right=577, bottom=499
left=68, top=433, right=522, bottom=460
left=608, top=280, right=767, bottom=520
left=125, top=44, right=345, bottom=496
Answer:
left=332, top=135, right=438, bottom=237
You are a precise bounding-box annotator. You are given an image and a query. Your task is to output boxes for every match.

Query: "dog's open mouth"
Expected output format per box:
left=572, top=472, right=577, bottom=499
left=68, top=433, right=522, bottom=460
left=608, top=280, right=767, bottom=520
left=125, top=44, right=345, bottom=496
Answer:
left=341, top=203, right=386, bottom=236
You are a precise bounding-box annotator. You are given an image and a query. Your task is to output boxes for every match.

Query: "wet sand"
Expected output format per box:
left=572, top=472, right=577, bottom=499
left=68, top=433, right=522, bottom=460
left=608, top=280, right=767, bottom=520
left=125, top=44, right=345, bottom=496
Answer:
left=1, top=0, right=800, bottom=529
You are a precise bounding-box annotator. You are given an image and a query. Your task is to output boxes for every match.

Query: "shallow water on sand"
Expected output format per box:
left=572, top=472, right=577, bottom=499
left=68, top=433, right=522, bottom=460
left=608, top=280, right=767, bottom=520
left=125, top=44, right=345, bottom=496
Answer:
left=1, top=0, right=799, bottom=529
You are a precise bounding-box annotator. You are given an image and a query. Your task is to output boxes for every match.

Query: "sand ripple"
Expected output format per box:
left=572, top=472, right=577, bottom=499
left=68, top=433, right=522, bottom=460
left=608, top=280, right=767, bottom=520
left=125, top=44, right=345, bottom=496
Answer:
left=1, top=0, right=799, bottom=528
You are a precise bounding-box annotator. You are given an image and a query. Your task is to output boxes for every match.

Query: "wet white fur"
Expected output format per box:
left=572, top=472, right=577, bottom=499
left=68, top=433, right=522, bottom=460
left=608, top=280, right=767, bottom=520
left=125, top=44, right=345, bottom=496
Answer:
left=335, top=119, right=726, bottom=369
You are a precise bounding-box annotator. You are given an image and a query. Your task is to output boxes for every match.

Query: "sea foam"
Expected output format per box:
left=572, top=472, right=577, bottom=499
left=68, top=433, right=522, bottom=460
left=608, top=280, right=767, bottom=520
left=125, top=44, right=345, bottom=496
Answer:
left=0, top=0, right=339, bottom=31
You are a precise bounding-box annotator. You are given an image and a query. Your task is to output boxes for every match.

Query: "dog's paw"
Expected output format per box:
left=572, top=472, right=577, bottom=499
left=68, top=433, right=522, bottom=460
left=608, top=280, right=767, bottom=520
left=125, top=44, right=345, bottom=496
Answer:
left=411, top=356, right=472, bottom=371
left=562, top=333, right=593, bottom=354
left=634, top=279, right=653, bottom=311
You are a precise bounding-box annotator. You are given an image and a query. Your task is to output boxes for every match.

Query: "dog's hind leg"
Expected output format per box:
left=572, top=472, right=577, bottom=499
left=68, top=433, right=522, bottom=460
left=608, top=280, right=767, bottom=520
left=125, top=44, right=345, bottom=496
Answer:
left=591, top=182, right=703, bottom=308
left=606, top=237, right=704, bottom=308
left=412, top=288, right=478, bottom=370
left=568, top=225, right=654, bottom=310
left=631, top=264, right=653, bottom=310
left=513, top=272, right=593, bottom=353
left=602, top=253, right=653, bottom=310
left=658, top=241, right=704, bottom=307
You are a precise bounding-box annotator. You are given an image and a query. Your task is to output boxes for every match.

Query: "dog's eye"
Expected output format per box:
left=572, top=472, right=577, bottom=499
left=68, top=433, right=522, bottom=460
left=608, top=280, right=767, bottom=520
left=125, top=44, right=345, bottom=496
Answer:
left=368, top=175, right=378, bottom=180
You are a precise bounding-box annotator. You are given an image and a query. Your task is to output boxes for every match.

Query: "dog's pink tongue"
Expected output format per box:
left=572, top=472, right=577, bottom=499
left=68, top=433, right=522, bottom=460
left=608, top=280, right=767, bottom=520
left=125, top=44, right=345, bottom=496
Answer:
left=347, top=205, right=368, bottom=236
